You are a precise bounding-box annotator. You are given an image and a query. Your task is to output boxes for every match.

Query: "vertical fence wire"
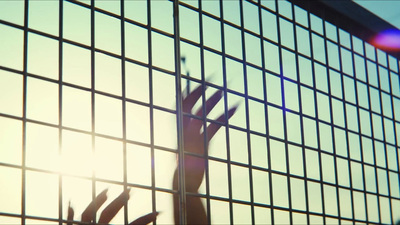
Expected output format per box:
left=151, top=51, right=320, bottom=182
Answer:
left=172, top=1, right=187, bottom=224
left=2, top=0, right=400, bottom=224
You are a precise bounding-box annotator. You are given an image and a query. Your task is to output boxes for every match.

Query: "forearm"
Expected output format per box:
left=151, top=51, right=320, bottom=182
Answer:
left=173, top=168, right=208, bottom=225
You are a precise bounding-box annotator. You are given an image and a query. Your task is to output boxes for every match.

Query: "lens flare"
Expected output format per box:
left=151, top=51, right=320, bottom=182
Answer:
left=371, top=29, right=400, bottom=51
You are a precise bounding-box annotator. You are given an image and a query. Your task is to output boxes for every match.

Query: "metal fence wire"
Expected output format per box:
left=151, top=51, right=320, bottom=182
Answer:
left=0, top=0, right=399, bottom=224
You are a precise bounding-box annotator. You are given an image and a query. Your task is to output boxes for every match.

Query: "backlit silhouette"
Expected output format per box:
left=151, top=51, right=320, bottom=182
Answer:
left=173, top=85, right=237, bottom=225
left=67, top=86, right=237, bottom=225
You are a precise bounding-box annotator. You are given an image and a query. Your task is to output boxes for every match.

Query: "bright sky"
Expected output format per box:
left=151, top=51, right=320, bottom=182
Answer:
left=1, top=0, right=400, bottom=224
left=353, top=0, right=400, bottom=29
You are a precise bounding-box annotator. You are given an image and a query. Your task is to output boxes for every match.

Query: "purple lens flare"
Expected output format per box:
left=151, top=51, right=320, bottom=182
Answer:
left=371, top=29, right=400, bottom=51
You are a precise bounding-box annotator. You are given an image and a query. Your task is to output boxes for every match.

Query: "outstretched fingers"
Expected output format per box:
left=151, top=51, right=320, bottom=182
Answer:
left=182, top=85, right=202, bottom=112
left=182, top=85, right=203, bottom=127
left=194, top=89, right=223, bottom=118
left=98, top=189, right=131, bottom=224
left=190, top=89, right=223, bottom=133
left=81, top=189, right=108, bottom=222
left=206, top=106, right=238, bottom=141
left=129, top=212, right=159, bottom=225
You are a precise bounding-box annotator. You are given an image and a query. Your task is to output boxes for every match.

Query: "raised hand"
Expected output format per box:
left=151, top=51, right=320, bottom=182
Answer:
left=173, top=85, right=237, bottom=225
left=66, top=188, right=158, bottom=225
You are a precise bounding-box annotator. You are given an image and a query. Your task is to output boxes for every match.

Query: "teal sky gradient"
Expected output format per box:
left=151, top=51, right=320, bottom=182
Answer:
left=353, top=0, right=400, bottom=29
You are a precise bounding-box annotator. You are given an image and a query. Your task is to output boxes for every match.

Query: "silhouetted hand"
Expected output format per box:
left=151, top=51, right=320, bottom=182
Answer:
left=66, top=188, right=158, bottom=225
left=173, top=85, right=237, bottom=225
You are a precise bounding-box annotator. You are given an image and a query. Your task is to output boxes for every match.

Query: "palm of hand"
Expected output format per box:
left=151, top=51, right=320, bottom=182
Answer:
left=66, top=86, right=236, bottom=225
left=173, top=85, right=237, bottom=224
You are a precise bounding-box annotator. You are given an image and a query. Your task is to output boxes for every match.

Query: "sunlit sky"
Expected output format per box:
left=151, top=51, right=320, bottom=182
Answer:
left=353, top=0, right=400, bottom=29
left=1, top=0, right=400, bottom=224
